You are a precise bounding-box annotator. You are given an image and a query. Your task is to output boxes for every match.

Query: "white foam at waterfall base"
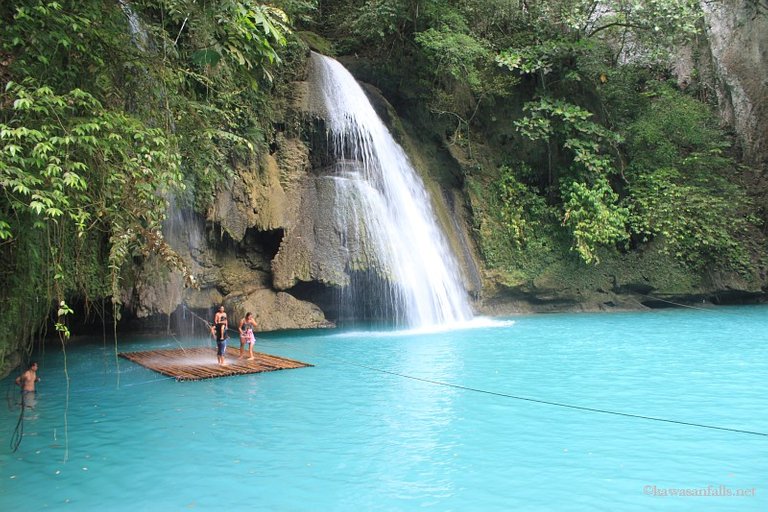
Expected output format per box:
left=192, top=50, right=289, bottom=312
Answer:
left=331, top=317, right=517, bottom=339
left=310, top=52, right=473, bottom=329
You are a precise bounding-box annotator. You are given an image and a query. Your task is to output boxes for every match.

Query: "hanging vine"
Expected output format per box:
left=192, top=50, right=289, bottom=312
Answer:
left=1, top=0, right=291, bottom=374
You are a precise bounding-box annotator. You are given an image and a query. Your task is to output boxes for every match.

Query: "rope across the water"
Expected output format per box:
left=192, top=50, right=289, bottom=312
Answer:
left=250, top=333, right=767, bottom=440
left=328, top=356, right=768, bottom=438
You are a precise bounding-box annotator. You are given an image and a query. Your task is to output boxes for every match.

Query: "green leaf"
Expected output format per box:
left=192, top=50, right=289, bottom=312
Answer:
left=191, top=49, right=223, bottom=67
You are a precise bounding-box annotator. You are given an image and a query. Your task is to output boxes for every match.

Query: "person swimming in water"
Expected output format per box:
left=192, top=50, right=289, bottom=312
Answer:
left=211, top=306, right=229, bottom=365
left=238, top=312, right=257, bottom=360
left=15, top=361, right=40, bottom=409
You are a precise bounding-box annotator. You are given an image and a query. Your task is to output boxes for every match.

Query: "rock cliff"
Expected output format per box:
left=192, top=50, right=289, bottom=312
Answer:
left=699, top=0, right=767, bottom=167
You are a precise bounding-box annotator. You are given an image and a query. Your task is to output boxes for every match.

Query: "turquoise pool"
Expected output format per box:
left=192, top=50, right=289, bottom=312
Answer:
left=2, top=307, right=766, bottom=510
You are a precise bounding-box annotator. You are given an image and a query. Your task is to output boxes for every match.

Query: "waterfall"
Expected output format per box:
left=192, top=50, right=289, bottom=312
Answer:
left=309, top=53, right=473, bottom=328
left=118, top=0, right=150, bottom=50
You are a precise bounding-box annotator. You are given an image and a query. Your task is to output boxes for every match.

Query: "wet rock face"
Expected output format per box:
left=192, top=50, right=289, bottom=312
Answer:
left=271, top=175, right=353, bottom=291
left=208, top=153, right=290, bottom=243
left=124, top=71, right=343, bottom=332
left=225, top=289, right=333, bottom=332
left=699, top=0, right=768, bottom=166
left=122, top=254, right=185, bottom=318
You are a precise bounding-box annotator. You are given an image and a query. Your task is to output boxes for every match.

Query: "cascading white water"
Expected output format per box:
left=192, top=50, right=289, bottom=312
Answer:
left=310, top=53, right=473, bottom=328
left=117, top=0, right=150, bottom=50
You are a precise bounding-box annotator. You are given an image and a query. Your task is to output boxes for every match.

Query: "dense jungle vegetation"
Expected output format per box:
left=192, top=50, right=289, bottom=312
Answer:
left=0, top=0, right=293, bottom=368
left=1, top=0, right=765, bottom=370
left=310, top=0, right=764, bottom=289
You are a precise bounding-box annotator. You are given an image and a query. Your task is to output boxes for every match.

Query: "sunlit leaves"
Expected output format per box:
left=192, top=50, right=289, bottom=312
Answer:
left=181, top=0, right=289, bottom=78
left=524, top=0, right=701, bottom=44
left=515, top=97, right=622, bottom=180
left=496, top=166, right=554, bottom=249
left=346, top=0, right=401, bottom=43
left=0, top=79, right=182, bottom=256
left=415, top=27, right=490, bottom=89
left=497, top=39, right=597, bottom=76
left=562, top=178, right=628, bottom=264
left=513, top=97, right=627, bottom=262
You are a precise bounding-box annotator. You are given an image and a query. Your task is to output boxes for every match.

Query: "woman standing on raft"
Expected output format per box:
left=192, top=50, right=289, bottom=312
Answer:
left=238, top=312, right=257, bottom=360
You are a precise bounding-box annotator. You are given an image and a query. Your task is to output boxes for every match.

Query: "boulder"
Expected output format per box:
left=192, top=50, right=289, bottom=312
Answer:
left=225, top=288, right=333, bottom=332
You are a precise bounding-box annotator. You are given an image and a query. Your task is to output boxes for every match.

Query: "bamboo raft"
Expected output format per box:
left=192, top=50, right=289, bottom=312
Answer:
left=118, top=346, right=312, bottom=381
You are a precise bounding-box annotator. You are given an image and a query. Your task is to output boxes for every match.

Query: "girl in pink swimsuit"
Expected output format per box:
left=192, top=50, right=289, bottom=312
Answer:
left=238, top=312, right=257, bottom=360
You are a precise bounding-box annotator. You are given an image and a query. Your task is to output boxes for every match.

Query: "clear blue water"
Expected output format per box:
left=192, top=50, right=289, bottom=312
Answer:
left=1, top=306, right=766, bottom=511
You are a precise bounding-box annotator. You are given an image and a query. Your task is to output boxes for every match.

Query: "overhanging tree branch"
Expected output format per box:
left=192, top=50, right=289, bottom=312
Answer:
left=588, top=21, right=648, bottom=38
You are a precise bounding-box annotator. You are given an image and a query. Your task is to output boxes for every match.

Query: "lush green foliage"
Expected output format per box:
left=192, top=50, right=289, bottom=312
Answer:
left=317, top=0, right=760, bottom=280
left=562, top=178, right=629, bottom=263
left=0, top=0, right=290, bottom=366
left=625, top=89, right=754, bottom=270
left=496, top=165, right=555, bottom=249
left=504, top=95, right=628, bottom=261
left=1, top=80, right=180, bottom=242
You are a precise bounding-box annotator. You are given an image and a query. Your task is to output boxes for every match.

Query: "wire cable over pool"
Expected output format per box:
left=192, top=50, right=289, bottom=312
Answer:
left=330, top=356, right=768, bottom=438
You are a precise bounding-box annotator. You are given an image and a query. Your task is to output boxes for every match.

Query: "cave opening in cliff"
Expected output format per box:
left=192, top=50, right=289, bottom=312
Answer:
left=242, top=227, right=284, bottom=261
